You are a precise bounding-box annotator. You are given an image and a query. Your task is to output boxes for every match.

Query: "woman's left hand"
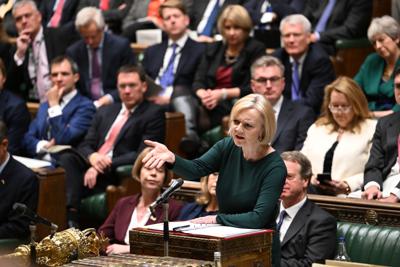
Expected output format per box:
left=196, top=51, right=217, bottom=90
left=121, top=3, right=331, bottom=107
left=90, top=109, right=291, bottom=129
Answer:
left=190, top=215, right=217, bottom=224
left=105, top=244, right=130, bottom=255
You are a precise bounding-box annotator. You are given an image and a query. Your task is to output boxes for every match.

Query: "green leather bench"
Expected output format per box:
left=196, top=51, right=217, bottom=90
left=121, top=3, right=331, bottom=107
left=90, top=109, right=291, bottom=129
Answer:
left=79, top=193, right=400, bottom=266
left=337, top=221, right=400, bottom=266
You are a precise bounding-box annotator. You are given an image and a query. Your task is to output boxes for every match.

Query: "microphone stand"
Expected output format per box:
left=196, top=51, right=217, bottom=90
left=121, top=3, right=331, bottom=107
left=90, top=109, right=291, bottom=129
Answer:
left=29, top=223, right=37, bottom=266
left=162, top=200, right=169, bottom=257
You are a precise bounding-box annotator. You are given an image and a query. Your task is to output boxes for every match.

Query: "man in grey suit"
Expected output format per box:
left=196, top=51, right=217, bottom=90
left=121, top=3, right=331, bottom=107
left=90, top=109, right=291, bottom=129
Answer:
left=279, top=151, right=336, bottom=266
left=251, top=55, right=315, bottom=153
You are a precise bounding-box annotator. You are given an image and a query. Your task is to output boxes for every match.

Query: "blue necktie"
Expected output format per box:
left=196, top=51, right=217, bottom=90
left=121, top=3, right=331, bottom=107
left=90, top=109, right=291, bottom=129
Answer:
left=276, top=210, right=287, bottom=231
left=315, top=0, right=336, bottom=33
left=291, top=61, right=300, bottom=101
left=159, top=43, right=178, bottom=91
left=200, top=0, right=220, bottom=37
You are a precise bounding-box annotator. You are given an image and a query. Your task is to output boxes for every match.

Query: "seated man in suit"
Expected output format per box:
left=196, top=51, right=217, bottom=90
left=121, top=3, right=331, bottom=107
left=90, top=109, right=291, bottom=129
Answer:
left=250, top=55, right=315, bottom=153
left=40, top=0, right=80, bottom=29
left=0, top=59, right=30, bottom=156
left=121, top=0, right=192, bottom=42
left=59, top=65, right=165, bottom=227
left=67, top=7, right=136, bottom=109
left=77, top=0, right=133, bottom=34
left=279, top=151, right=336, bottom=266
left=23, top=56, right=96, bottom=163
left=244, top=0, right=300, bottom=48
left=142, top=0, right=204, bottom=157
left=0, top=121, right=39, bottom=239
left=190, top=0, right=243, bottom=43
left=303, top=0, right=372, bottom=56
left=7, top=0, right=79, bottom=102
left=363, top=67, right=400, bottom=203
left=273, top=14, right=335, bottom=115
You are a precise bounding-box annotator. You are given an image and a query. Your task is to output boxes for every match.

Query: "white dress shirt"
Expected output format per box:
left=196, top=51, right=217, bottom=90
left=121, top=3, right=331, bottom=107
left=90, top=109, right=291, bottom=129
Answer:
left=277, top=197, right=307, bottom=242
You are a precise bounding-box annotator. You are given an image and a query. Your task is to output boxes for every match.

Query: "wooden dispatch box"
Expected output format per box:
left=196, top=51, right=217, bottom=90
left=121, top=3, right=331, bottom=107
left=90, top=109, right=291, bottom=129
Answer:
left=130, top=227, right=273, bottom=267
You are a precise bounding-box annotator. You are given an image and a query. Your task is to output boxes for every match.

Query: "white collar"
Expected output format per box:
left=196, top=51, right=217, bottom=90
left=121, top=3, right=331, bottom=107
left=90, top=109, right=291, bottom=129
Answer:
left=289, top=51, right=307, bottom=65
left=168, top=33, right=189, bottom=49
left=61, top=89, right=77, bottom=106
left=34, top=26, right=44, bottom=44
left=280, top=196, right=307, bottom=219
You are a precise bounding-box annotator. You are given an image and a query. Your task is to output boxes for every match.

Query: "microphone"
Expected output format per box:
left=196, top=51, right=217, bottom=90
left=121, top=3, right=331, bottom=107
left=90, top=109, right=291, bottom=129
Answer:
left=13, top=203, right=58, bottom=231
left=149, top=178, right=184, bottom=215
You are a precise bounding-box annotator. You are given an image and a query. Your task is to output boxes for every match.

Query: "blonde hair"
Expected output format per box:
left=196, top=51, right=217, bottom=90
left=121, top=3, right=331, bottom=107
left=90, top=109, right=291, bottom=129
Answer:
left=131, top=147, right=170, bottom=186
left=195, top=174, right=216, bottom=205
left=229, top=94, right=276, bottom=145
left=317, top=76, right=371, bottom=133
left=217, top=5, right=252, bottom=38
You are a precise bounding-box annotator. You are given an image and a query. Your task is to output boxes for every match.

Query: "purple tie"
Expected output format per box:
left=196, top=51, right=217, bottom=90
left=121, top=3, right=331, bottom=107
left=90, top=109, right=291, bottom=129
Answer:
left=315, top=0, right=336, bottom=33
left=291, top=60, right=300, bottom=100
left=91, top=48, right=102, bottom=100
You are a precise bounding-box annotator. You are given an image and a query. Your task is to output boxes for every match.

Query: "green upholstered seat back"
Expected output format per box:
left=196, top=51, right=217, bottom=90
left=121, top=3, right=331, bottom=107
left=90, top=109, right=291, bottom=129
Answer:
left=337, top=222, right=400, bottom=266
left=80, top=192, right=108, bottom=227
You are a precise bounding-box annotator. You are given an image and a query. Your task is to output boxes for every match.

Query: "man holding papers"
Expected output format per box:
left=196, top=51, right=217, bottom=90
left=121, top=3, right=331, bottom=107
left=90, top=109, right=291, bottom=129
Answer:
left=23, top=56, right=95, bottom=163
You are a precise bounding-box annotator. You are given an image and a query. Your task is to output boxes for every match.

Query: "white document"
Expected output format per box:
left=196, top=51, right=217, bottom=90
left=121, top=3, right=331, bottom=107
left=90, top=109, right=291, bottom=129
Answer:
left=142, top=221, right=263, bottom=238
left=13, top=155, right=52, bottom=169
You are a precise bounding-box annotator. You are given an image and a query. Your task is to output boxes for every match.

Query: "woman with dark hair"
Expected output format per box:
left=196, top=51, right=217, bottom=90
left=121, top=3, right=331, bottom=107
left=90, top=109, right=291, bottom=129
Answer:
left=178, top=173, right=218, bottom=220
left=98, top=147, right=182, bottom=255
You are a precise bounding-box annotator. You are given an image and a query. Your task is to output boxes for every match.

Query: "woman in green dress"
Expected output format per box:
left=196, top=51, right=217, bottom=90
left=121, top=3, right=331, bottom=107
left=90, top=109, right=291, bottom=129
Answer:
left=143, top=94, right=287, bottom=266
left=354, top=15, right=400, bottom=118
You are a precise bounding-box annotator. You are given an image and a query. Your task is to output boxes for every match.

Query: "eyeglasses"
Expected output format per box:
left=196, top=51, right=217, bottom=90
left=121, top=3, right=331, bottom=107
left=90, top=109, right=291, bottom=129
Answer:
left=395, top=83, right=400, bottom=90
left=252, top=76, right=282, bottom=86
left=328, top=104, right=352, bottom=113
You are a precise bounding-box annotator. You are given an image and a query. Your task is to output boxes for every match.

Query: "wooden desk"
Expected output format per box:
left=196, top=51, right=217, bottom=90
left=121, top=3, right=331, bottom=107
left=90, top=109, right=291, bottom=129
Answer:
left=34, top=167, right=67, bottom=239
left=308, top=194, right=400, bottom=227
left=130, top=228, right=272, bottom=267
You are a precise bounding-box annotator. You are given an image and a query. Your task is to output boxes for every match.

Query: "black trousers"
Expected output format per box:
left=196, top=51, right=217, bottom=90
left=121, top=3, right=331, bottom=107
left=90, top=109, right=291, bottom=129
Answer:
left=59, top=151, right=117, bottom=210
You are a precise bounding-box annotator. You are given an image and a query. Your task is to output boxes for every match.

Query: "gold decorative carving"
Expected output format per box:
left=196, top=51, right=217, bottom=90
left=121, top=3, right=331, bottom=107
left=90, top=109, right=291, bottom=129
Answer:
left=0, top=228, right=108, bottom=267
left=365, top=209, right=379, bottom=225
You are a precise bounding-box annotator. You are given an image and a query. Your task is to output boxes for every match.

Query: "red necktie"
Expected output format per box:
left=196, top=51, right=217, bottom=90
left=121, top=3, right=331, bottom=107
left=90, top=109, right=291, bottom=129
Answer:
left=100, top=0, right=110, bottom=11
left=49, top=0, right=65, bottom=27
left=98, top=110, right=130, bottom=155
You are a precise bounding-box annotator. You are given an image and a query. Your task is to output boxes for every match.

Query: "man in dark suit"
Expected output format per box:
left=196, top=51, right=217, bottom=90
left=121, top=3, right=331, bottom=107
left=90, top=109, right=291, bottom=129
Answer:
left=59, top=65, right=165, bottom=227
left=40, top=0, right=80, bottom=28
left=142, top=0, right=204, bottom=156
left=244, top=0, right=300, bottom=48
left=0, top=121, right=39, bottom=239
left=273, top=14, right=335, bottom=114
left=279, top=151, right=336, bottom=266
left=23, top=56, right=96, bottom=162
left=190, top=0, right=242, bottom=42
left=0, top=59, right=30, bottom=156
left=251, top=55, right=315, bottom=153
left=363, top=68, right=400, bottom=203
left=66, top=7, right=136, bottom=109
left=304, top=0, right=372, bottom=55
left=77, top=0, right=132, bottom=34
left=7, top=0, right=79, bottom=102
